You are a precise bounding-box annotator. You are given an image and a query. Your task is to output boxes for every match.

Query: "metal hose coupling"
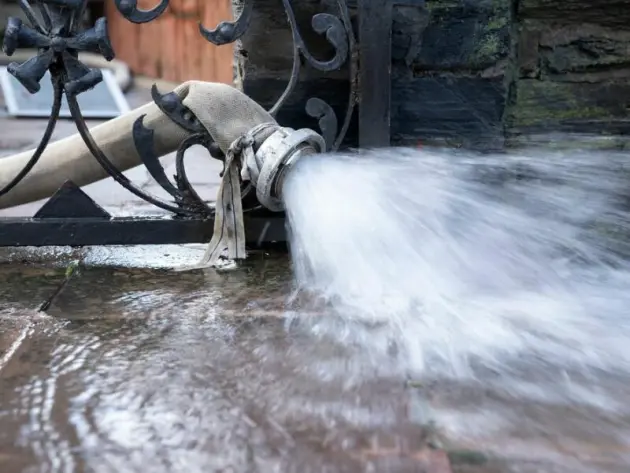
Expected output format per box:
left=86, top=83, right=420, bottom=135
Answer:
left=242, top=125, right=326, bottom=211
left=184, top=124, right=325, bottom=270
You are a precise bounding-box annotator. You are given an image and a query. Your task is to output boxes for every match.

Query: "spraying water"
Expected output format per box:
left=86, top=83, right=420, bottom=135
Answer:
left=282, top=147, right=630, bottom=390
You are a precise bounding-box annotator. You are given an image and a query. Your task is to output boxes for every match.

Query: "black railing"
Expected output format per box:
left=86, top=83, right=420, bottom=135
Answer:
left=0, top=0, right=423, bottom=247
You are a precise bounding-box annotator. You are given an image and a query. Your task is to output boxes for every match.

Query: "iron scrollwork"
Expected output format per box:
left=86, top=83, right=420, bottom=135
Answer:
left=0, top=0, right=357, bottom=223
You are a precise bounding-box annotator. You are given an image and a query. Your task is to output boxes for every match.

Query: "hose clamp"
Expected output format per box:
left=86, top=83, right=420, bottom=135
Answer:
left=253, top=127, right=325, bottom=211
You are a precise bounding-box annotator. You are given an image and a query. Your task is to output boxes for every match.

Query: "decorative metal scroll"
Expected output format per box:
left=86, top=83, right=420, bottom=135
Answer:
left=0, top=0, right=358, bottom=222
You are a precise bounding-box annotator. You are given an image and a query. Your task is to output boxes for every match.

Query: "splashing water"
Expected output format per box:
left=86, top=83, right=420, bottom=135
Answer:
left=282, top=147, right=630, bottom=383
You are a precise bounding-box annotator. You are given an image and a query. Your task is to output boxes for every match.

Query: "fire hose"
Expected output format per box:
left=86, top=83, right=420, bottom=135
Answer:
left=0, top=80, right=325, bottom=269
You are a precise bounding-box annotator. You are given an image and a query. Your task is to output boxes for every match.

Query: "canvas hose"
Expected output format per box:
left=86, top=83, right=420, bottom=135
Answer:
left=0, top=80, right=325, bottom=268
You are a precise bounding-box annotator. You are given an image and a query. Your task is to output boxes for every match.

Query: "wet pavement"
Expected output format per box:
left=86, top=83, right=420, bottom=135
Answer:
left=0, top=252, right=452, bottom=473
left=1, top=248, right=630, bottom=472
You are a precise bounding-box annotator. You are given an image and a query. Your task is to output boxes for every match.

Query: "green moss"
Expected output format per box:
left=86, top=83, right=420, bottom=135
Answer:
left=471, top=34, right=502, bottom=63
left=510, top=81, right=611, bottom=127
left=424, top=0, right=461, bottom=12
left=506, top=135, right=630, bottom=151
left=516, top=106, right=610, bottom=126
left=469, top=0, right=510, bottom=64
left=447, top=449, right=489, bottom=466
left=487, top=15, right=508, bottom=30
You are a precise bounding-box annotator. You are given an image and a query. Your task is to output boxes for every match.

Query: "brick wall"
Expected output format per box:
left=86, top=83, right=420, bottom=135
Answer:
left=105, top=0, right=234, bottom=84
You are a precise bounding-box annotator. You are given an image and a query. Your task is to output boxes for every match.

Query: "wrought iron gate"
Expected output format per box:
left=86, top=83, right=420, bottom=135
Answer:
left=0, top=0, right=423, bottom=247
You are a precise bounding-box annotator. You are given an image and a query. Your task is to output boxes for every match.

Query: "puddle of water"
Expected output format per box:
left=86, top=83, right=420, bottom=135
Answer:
left=0, top=244, right=218, bottom=269
left=1, top=252, right=629, bottom=472
left=0, top=255, right=445, bottom=473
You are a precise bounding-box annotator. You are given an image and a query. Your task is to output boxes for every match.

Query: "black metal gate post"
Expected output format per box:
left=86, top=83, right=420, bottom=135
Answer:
left=358, top=0, right=425, bottom=148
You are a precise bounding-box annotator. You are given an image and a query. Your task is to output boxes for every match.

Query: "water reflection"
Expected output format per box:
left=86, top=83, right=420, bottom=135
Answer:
left=1, top=257, right=442, bottom=473
left=1, top=255, right=629, bottom=472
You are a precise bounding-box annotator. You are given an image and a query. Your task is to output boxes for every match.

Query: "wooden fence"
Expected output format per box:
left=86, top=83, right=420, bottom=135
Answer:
left=105, top=0, right=234, bottom=84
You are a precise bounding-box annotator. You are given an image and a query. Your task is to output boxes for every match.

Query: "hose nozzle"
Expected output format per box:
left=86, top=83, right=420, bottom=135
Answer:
left=244, top=127, right=326, bottom=212
left=194, top=125, right=325, bottom=269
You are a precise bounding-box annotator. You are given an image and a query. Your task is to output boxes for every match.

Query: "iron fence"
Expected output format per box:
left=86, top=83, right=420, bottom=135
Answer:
left=0, top=0, right=423, bottom=247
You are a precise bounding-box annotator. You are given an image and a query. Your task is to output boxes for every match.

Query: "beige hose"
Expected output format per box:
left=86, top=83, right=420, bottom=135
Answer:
left=0, top=80, right=275, bottom=210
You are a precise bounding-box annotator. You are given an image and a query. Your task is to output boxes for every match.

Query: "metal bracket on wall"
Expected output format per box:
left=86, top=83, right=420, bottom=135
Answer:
left=358, top=0, right=425, bottom=148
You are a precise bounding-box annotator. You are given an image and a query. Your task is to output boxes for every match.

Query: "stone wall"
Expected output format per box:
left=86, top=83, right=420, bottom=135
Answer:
left=507, top=0, right=630, bottom=147
left=235, top=0, right=630, bottom=149
left=235, top=0, right=512, bottom=149
left=391, top=0, right=511, bottom=149
left=5, top=0, right=630, bottom=149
